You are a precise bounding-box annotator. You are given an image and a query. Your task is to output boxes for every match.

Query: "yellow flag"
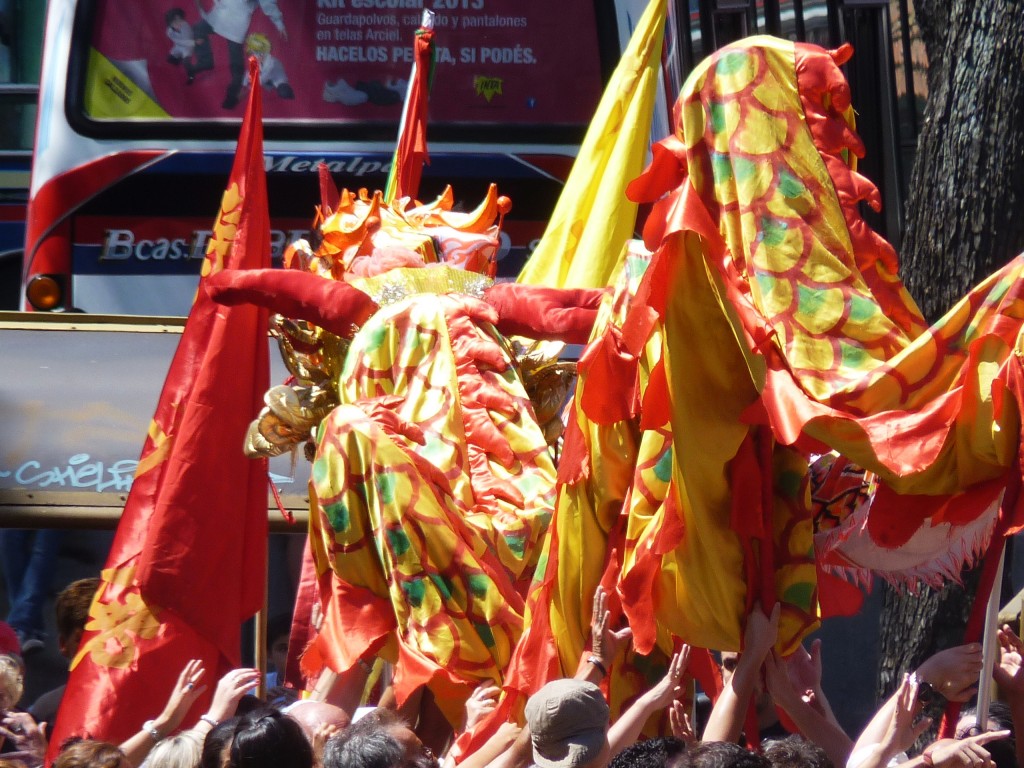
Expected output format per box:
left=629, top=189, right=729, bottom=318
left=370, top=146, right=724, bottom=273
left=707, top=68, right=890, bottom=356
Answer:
left=517, top=0, right=667, bottom=289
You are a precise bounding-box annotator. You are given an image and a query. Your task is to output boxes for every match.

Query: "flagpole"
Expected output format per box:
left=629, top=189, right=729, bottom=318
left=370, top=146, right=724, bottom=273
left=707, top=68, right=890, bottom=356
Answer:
left=255, top=538, right=269, bottom=699
left=977, top=545, right=1006, bottom=731
left=311, top=669, right=339, bottom=702
left=384, top=8, right=435, bottom=203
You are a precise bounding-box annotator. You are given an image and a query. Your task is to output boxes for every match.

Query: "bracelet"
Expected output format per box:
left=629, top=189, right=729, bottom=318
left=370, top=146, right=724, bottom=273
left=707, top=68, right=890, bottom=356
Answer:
left=587, top=655, right=608, bottom=677
left=199, top=715, right=219, bottom=728
left=141, top=719, right=162, bottom=742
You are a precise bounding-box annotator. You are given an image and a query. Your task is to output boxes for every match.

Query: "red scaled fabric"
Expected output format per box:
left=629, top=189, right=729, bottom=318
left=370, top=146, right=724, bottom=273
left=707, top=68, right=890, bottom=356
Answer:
left=47, top=56, right=271, bottom=756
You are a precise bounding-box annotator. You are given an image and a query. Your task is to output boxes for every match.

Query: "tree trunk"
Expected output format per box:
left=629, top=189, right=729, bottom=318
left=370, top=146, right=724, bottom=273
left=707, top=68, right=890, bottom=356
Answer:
left=877, top=0, right=1024, bottom=727
left=877, top=573, right=975, bottom=703
left=899, top=0, right=1024, bottom=323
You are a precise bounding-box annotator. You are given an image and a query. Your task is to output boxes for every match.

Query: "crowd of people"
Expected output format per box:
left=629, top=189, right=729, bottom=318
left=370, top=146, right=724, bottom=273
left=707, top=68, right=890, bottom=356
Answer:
left=1, top=578, right=1023, bottom=768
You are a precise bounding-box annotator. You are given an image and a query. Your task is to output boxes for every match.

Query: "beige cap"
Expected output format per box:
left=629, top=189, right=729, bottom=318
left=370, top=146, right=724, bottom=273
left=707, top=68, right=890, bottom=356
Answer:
left=524, top=679, right=609, bottom=768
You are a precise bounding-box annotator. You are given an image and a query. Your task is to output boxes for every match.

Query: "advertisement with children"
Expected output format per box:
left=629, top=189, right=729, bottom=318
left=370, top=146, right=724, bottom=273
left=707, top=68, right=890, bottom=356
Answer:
left=78, top=0, right=605, bottom=127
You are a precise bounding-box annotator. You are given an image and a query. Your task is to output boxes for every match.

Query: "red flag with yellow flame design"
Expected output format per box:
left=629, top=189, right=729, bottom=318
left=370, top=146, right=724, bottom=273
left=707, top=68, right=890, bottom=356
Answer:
left=47, top=57, right=271, bottom=754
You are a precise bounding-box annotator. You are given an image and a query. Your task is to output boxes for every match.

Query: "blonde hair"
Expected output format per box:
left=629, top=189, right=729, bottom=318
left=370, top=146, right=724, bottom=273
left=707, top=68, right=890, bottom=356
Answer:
left=54, top=740, right=129, bottom=768
left=145, top=731, right=203, bottom=768
left=0, top=654, right=23, bottom=710
left=245, top=33, right=271, bottom=55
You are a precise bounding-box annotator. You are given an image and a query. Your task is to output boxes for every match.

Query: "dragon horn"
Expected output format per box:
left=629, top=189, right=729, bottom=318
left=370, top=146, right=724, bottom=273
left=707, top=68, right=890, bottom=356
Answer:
left=206, top=269, right=379, bottom=337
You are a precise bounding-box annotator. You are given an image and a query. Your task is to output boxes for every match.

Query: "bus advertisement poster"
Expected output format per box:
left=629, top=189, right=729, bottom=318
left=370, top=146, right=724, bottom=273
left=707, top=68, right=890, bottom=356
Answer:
left=81, top=0, right=604, bottom=125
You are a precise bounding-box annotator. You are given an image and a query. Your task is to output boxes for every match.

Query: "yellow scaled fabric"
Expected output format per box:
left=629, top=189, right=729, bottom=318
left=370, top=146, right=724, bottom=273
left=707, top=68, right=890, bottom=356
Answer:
left=673, top=37, right=1019, bottom=495
left=610, top=34, right=1024, bottom=650
left=309, top=290, right=556, bottom=724
left=506, top=249, right=664, bottom=723
left=649, top=231, right=755, bottom=649
left=517, top=0, right=666, bottom=289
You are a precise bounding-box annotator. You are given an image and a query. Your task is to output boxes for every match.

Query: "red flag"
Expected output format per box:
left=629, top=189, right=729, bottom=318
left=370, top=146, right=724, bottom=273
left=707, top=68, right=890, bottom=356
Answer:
left=384, top=11, right=434, bottom=203
left=48, top=57, right=271, bottom=755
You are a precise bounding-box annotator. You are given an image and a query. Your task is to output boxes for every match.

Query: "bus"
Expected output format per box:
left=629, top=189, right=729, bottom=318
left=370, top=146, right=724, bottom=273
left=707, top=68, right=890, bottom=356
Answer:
left=21, top=0, right=684, bottom=315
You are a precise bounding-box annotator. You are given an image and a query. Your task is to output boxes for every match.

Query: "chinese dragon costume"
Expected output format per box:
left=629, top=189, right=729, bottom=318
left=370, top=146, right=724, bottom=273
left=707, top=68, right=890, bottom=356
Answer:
left=207, top=183, right=604, bottom=725
left=209, top=27, right=1024, bottom=749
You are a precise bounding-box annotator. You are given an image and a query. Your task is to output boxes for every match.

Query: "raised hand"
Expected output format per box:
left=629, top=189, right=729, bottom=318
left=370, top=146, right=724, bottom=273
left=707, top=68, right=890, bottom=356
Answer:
left=644, top=646, right=691, bottom=710
left=590, top=585, right=633, bottom=670
left=925, top=730, right=1011, bottom=768
left=743, top=602, right=780, bottom=659
left=994, top=624, right=1024, bottom=700
left=916, top=644, right=983, bottom=702
left=669, top=700, right=696, bottom=745
left=158, top=659, right=208, bottom=733
left=464, top=683, right=501, bottom=732
left=0, top=711, right=47, bottom=764
left=764, top=651, right=803, bottom=711
left=785, top=639, right=823, bottom=697
left=879, top=674, right=931, bottom=758
left=313, top=721, right=339, bottom=757
left=207, top=668, right=262, bottom=723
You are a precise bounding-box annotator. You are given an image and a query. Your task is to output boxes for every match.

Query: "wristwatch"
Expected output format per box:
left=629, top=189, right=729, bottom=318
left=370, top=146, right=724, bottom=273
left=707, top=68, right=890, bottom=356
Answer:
left=142, top=719, right=163, bottom=742
left=911, top=673, right=940, bottom=706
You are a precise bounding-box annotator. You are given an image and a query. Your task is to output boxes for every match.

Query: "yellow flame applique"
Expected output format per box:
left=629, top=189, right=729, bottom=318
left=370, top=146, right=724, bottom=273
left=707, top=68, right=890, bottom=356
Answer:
left=71, top=566, right=161, bottom=671
left=134, top=416, right=174, bottom=479
left=201, top=182, right=243, bottom=277
left=473, top=76, right=503, bottom=102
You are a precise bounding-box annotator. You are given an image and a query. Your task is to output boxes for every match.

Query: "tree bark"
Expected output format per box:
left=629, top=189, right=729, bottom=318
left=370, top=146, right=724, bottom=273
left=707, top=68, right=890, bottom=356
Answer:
left=878, top=0, right=1024, bottom=730
left=899, top=0, right=1024, bottom=323
left=877, top=573, right=975, bottom=702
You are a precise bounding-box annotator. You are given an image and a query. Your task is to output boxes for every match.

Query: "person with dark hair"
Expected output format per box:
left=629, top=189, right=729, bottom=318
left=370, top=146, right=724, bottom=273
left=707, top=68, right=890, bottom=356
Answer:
left=225, top=707, right=312, bottom=768
left=956, top=700, right=1015, bottom=739
left=323, top=709, right=435, bottom=768
left=322, top=723, right=404, bottom=768
left=954, top=701, right=1017, bottom=768
left=54, top=578, right=99, bottom=657
left=264, top=613, right=297, bottom=707
left=849, top=661, right=1013, bottom=768
left=200, top=717, right=242, bottom=768
left=265, top=614, right=291, bottom=688
left=608, top=737, right=687, bottom=768
left=28, top=577, right=100, bottom=729
left=681, top=742, right=770, bottom=768
left=761, top=736, right=832, bottom=768
left=53, top=739, right=130, bottom=768
left=164, top=7, right=194, bottom=65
